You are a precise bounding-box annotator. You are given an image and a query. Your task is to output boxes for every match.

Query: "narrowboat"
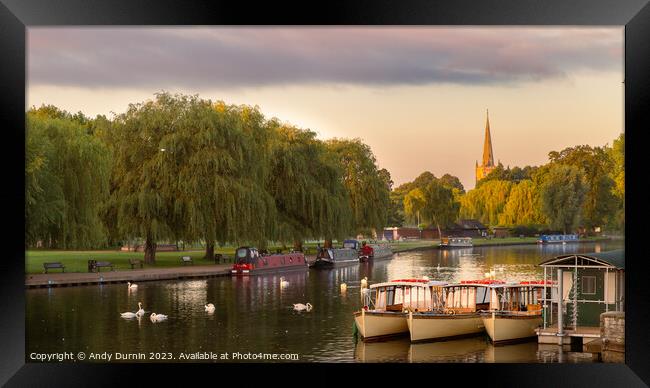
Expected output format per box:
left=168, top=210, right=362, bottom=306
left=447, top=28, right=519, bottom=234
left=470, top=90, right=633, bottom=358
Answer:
left=438, top=237, right=473, bottom=249
left=230, top=247, right=308, bottom=275
left=311, top=247, right=359, bottom=268
left=353, top=279, right=447, bottom=342
left=537, top=234, right=579, bottom=244
left=407, top=280, right=497, bottom=342
left=480, top=281, right=550, bottom=343
left=359, top=243, right=394, bottom=263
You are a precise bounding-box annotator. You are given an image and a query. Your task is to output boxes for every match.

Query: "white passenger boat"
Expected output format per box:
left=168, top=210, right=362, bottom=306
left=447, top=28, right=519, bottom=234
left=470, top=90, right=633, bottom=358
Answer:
left=353, top=279, right=447, bottom=342
left=407, top=280, right=499, bottom=342
left=480, top=281, right=550, bottom=343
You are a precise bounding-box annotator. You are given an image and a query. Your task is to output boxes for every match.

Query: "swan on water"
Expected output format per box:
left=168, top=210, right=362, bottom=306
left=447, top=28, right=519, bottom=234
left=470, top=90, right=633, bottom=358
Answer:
left=437, top=263, right=441, bottom=271
left=127, top=282, right=138, bottom=290
left=150, top=313, right=168, bottom=322
left=120, top=312, right=137, bottom=319
left=293, top=303, right=313, bottom=312
left=360, top=277, right=368, bottom=288
left=135, top=302, right=145, bottom=316
left=340, top=283, right=347, bottom=292
left=205, top=303, right=215, bottom=313
left=280, top=277, right=289, bottom=288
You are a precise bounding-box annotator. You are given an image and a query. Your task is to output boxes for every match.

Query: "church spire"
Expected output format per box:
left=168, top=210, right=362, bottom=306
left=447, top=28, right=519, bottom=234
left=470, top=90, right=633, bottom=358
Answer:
left=482, top=109, right=494, bottom=167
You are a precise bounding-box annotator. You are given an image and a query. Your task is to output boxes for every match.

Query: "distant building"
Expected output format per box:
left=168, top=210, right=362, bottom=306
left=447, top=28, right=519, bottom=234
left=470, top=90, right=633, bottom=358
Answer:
left=446, top=219, right=489, bottom=237
left=475, top=110, right=496, bottom=184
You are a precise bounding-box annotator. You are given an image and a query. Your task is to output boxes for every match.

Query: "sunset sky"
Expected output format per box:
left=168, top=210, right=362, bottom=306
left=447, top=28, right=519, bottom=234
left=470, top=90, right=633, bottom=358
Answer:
left=27, top=27, right=624, bottom=190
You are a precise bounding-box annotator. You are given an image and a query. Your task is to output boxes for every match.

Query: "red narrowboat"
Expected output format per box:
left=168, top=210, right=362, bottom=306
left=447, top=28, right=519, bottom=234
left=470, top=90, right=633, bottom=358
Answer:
left=231, top=247, right=308, bottom=275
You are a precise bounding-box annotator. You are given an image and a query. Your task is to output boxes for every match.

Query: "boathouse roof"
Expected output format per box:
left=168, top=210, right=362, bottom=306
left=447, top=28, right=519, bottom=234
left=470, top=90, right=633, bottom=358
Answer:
left=538, top=249, right=624, bottom=269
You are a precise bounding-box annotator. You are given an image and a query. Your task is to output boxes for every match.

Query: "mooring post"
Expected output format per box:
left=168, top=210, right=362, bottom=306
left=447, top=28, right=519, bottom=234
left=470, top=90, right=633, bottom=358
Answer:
left=557, top=268, right=564, bottom=345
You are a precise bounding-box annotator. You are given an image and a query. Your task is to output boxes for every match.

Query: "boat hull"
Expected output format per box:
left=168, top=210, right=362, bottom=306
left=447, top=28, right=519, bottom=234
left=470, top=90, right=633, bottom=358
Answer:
left=353, top=310, right=409, bottom=341
left=407, top=312, right=484, bottom=342
left=481, top=312, right=542, bottom=343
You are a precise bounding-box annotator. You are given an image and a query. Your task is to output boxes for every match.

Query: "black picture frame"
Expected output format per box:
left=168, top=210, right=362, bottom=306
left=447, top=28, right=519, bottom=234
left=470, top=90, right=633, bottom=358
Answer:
left=1, top=0, right=649, bottom=386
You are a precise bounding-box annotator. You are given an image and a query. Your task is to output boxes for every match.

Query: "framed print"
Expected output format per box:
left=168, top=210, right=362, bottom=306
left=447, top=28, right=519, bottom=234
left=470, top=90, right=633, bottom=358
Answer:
left=1, top=0, right=649, bottom=386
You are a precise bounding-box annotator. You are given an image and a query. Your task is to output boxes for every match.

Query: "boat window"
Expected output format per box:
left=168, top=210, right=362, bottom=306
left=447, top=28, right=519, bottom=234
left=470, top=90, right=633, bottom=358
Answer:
left=262, top=259, right=268, bottom=266
left=236, top=249, right=248, bottom=258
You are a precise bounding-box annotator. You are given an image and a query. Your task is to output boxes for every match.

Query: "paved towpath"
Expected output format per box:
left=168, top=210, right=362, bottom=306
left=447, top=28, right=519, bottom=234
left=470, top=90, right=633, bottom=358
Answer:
left=26, top=256, right=318, bottom=288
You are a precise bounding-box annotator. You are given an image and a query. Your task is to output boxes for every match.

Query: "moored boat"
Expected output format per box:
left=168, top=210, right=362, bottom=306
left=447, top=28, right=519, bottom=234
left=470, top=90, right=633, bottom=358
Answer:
left=354, top=279, right=447, bottom=342
left=407, top=280, right=498, bottom=342
left=537, top=234, right=578, bottom=244
left=359, top=243, right=393, bottom=262
left=480, top=281, right=551, bottom=343
left=311, top=247, right=359, bottom=268
left=231, top=247, right=308, bottom=275
left=438, top=237, right=473, bottom=249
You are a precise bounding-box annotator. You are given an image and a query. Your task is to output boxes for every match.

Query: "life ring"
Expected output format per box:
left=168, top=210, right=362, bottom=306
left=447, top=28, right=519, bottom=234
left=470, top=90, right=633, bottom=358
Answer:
left=446, top=309, right=456, bottom=315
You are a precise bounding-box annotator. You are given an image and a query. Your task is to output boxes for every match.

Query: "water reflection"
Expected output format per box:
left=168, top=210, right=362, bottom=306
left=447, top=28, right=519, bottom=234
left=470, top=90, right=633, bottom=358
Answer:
left=26, top=241, right=622, bottom=362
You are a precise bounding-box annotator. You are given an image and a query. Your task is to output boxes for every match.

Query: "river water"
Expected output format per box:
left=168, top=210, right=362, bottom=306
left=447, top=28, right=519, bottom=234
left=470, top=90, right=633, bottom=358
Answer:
left=26, top=241, right=623, bottom=363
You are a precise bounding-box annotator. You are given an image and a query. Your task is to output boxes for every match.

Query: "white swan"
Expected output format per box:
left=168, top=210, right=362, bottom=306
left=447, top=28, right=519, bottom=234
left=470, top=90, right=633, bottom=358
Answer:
left=135, top=302, right=144, bottom=316
left=340, top=283, right=347, bottom=292
left=127, top=282, right=138, bottom=290
left=205, top=303, right=215, bottom=313
left=293, top=303, right=312, bottom=312
left=150, top=313, right=168, bottom=322
left=360, top=277, right=368, bottom=288
left=120, top=312, right=137, bottom=319
left=437, top=263, right=441, bottom=271
left=280, top=277, right=289, bottom=288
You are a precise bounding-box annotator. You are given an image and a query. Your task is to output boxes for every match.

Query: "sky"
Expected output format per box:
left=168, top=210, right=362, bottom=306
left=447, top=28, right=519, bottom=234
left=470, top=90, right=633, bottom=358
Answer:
left=27, top=27, right=624, bottom=190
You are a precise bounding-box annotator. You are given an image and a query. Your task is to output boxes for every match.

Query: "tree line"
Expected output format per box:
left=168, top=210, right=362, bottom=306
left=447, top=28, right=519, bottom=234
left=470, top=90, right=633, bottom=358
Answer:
left=391, top=133, right=625, bottom=236
left=26, top=93, right=391, bottom=263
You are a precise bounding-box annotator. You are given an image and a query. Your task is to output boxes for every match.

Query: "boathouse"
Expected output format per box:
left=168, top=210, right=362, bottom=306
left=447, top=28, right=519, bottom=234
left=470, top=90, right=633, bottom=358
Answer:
left=536, top=249, right=624, bottom=345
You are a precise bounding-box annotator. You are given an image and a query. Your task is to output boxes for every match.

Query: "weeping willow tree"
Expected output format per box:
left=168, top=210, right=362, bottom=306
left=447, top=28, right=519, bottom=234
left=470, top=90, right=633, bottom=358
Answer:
left=326, top=138, right=391, bottom=239
left=266, top=122, right=351, bottom=250
left=26, top=112, right=110, bottom=249
left=170, top=99, right=276, bottom=259
left=403, top=188, right=426, bottom=227
left=420, top=180, right=460, bottom=238
left=107, top=93, right=189, bottom=263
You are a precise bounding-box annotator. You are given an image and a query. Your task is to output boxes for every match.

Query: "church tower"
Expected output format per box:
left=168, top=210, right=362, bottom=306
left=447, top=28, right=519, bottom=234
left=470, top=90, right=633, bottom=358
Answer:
left=475, top=110, right=496, bottom=184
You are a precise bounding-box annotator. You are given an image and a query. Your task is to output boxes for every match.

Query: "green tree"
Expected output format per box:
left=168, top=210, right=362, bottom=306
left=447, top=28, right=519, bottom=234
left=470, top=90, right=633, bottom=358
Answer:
left=548, top=145, right=617, bottom=230
left=498, top=180, right=546, bottom=226
left=539, top=164, right=587, bottom=234
left=107, top=93, right=193, bottom=263
left=459, top=180, right=513, bottom=226
left=420, top=180, right=460, bottom=238
left=268, top=123, right=351, bottom=250
left=326, top=138, right=390, bottom=237
left=26, top=112, right=110, bottom=249
left=609, top=133, right=625, bottom=230
left=403, top=188, right=426, bottom=226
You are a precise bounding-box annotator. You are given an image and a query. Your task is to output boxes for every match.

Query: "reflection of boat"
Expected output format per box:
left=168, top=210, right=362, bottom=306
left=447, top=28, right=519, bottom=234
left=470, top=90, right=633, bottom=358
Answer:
left=407, top=281, right=495, bottom=342
left=409, top=336, right=488, bottom=362
left=354, top=279, right=446, bottom=341
left=438, top=237, right=473, bottom=248
left=231, top=247, right=308, bottom=275
left=481, top=282, right=548, bottom=343
left=311, top=248, right=359, bottom=268
left=354, top=338, right=411, bottom=362
left=484, top=340, right=539, bottom=362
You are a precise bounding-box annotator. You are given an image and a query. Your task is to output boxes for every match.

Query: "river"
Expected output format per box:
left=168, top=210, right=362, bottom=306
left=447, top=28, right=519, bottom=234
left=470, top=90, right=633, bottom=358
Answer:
left=26, top=240, right=623, bottom=363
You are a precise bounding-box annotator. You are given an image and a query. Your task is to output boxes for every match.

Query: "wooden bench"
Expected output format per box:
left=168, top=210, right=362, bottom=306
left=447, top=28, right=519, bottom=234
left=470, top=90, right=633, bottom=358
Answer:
left=43, top=262, right=65, bottom=274
left=88, top=260, right=114, bottom=272
left=129, top=258, right=144, bottom=269
left=180, top=256, right=193, bottom=265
